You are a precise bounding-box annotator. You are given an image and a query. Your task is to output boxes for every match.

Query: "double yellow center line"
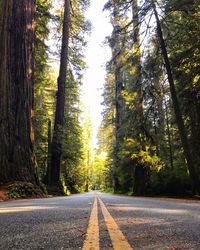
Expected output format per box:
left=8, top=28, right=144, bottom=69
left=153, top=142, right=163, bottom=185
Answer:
left=82, top=196, right=99, bottom=250
left=82, top=195, right=133, bottom=250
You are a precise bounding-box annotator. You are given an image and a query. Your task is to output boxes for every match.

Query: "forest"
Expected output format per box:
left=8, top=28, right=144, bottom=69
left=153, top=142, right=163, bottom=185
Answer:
left=0, top=0, right=200, bottom=199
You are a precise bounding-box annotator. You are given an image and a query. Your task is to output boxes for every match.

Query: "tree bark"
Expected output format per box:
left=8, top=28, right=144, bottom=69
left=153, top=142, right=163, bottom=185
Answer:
left=164, top=96, right=174, bottom=169
left=44, top=119, right=52, bottom=184
left=0, top=0, right=37, bottom=184
left=49, top=0, right=70, bottom=186
left=152, top=2, right=200, bottom=194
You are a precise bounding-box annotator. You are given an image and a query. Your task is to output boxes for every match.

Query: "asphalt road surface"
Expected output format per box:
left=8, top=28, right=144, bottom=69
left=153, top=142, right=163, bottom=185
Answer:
left=0, top=192, right=199, bottom=249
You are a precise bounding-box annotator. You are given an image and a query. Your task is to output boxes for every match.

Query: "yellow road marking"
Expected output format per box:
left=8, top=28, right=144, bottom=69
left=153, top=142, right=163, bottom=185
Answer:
left=98, top=197, right=133, bottom=250
left=82, top=196, right=99, bottom=250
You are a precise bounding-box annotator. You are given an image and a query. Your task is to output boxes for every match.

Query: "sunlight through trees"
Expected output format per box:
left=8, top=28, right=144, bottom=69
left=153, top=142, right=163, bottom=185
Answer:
left=0, top=0, right=199, bottom=197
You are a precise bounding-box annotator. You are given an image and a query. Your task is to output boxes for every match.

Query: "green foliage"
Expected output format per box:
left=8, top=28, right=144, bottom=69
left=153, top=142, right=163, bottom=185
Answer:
left=59, top=0, right=91, bottom=192
left=98, top=0, right=200, bottom=196
left=3, top=0, right=197, bottom=196
left=121, top=139, right=164, bottom=171
left=7, top=182, right=43, bottom=199
left=34, top=0, right=56, bottom=182
left=100, top=187, right=114, bottom=193
left=150, top=168, right=191, bottom=196
left=33, top=0, right=90, bottom=193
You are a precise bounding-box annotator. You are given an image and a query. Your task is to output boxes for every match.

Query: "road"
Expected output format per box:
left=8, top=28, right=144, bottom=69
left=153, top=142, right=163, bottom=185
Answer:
left=0, top=192, right=199, bottom=249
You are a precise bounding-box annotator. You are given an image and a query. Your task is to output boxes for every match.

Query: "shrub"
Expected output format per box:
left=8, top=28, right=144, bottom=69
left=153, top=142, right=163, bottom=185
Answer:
left=7, top=182, right=43, bottom=199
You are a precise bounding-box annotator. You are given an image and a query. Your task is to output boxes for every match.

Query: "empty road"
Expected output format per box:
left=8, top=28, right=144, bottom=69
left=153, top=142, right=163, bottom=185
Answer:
left=0, top=192, right=199, bottom=249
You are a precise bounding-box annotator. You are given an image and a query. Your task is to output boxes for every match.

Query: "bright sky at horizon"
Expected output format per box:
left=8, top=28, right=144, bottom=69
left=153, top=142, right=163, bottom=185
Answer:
left=81, top=0, right=112, bottom=147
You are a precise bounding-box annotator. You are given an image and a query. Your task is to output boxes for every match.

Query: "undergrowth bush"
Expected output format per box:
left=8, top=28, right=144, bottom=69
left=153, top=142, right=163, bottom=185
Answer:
left=7, top=182, right=43, bottom=199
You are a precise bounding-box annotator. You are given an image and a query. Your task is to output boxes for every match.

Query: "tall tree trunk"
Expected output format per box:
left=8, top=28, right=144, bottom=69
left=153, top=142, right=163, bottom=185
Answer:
left=49, top=0, right=70, bottom=186
left=114, top=62, right=123, bottom=192
left=152, top=2, right=200, bottom=194
left=164, top=97, right=174, bottom=169
left=44, top=119, right=52, bottom=184
left=85, top=150, right=90, bottom=192
left=132, top=0, right=147, bottom=196
left=111, top=4, right=124, bottom=193
left=0, top=0, right=37, bottom=184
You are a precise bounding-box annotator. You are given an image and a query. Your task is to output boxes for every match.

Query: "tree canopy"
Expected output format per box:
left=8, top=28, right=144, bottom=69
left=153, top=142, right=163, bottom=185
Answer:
left=0, top=0, right=199, bottom=197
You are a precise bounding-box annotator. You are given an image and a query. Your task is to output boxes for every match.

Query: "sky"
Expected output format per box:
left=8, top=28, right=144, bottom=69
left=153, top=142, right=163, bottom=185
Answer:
left=81, top=0, right=112, bottom=147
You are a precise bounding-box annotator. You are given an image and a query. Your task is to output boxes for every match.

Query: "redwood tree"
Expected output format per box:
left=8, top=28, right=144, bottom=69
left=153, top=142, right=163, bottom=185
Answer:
left=0, top=0, right=38, bottom=184
left=49, top=0, right=70, bottom=186
left=152, top=1, right=200, bottom=194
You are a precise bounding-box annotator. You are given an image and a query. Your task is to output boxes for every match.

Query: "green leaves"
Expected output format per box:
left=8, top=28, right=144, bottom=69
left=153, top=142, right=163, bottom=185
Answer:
left=7, top=182, right=43, bottom=199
